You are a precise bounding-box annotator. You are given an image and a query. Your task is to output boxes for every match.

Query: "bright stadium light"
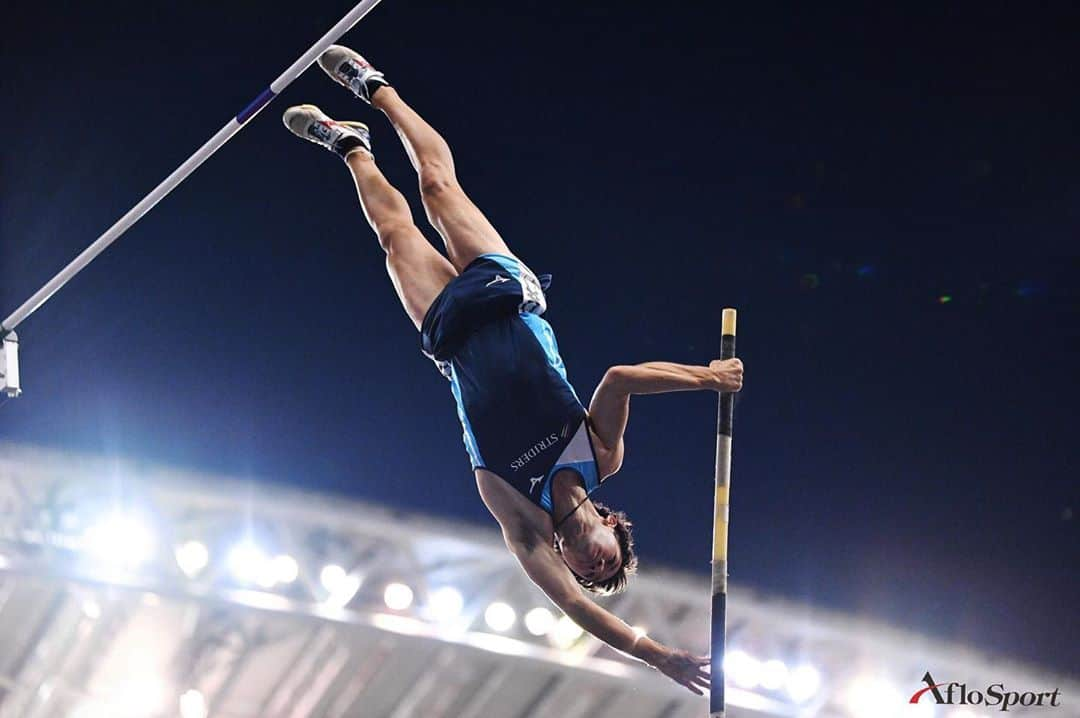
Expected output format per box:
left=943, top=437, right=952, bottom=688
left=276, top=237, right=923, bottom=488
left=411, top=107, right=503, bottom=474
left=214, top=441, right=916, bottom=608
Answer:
left=179, top=689, right=207, bottom=718
left=227, top=542, right=269, bottom=584
left=845, top=675, right=902, bottom=718
left=552, top=615, right=584, bottom=649
left=428, top=586, right=464, bottom=621
left=272, top=554, right=299, bottom=584
left=320, top=564, right=360, bottom=608
left=384, top=583, right=415, bottom=611
left=760, top=658, right=789, bottom=691
left=320, top=564, right=346, bottom=591
left=174, top=541, right=209, bottom=578
left=81, top=599, right=102, bottom=620
left=787, top=664, right=822, bottom=703
left=83, top=513, right=155, bottom=567
left=725, top=649, right=763, bottom=689
left=484, top=602, right=516, bottom=632
left=524, top=607, right=555, bottom=636
left=113, top=675, right=167, bottom=717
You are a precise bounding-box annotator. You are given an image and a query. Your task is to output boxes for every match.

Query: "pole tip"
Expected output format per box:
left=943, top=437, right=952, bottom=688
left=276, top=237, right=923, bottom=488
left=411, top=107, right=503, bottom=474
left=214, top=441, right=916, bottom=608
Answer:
left=721, top=308, right=737, bottom=336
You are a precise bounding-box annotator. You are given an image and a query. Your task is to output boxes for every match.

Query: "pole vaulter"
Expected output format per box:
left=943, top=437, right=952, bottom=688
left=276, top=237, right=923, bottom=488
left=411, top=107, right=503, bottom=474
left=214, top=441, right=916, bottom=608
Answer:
left=1, top=8, right=751, bottom=711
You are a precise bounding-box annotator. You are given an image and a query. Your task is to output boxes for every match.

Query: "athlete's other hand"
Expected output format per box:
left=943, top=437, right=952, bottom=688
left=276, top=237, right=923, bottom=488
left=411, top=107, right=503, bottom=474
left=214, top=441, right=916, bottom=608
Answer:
left=651, top=646, right=711, bottom=695
left=710, top=358, right=743, bottom=392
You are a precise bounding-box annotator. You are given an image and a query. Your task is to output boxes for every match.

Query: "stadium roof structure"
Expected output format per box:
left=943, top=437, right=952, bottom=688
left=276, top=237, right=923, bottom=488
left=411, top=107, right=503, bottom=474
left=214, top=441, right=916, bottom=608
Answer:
left=0, top=442, right=1075, bottom=718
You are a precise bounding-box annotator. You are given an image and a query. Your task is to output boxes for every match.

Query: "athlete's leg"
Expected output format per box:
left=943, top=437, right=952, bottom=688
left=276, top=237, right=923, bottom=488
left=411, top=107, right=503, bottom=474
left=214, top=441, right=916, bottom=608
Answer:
left=317, top=47, right=513, bottom=271
left=345, top=151, right=457, bottom=329
left=283, top=104, right=456, bottom=329
left=371, top=88, right=512, bottom=272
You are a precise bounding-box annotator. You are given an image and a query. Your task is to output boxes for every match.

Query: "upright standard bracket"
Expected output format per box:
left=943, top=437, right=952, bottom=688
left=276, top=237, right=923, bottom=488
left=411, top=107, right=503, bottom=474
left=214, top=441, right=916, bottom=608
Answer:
left=1, top=331, right=21, bottom=398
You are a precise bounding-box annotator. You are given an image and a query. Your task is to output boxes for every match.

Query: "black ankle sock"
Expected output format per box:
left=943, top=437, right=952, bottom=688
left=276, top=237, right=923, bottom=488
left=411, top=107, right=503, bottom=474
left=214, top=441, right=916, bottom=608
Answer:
left=367, top=79, right=390, bottom=101
left=333, top=135, right=367, bottom=159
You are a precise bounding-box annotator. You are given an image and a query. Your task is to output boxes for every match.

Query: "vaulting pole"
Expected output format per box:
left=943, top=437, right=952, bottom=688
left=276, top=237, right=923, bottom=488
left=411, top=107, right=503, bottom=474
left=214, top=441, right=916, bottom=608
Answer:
left=0, top=0, right=386, bottom=338
left=710, top=307, right=737, bottom=717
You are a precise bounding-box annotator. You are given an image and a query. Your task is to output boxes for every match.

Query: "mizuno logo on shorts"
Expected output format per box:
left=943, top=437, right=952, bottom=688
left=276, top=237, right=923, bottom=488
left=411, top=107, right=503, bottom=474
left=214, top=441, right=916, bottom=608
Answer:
left=486, top=275, right=511, bottom=287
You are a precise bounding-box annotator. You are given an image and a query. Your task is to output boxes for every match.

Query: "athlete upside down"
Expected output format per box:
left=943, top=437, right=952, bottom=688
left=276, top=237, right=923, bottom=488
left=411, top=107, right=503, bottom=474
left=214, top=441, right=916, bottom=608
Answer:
left=284, top=46, right=744, bottom=695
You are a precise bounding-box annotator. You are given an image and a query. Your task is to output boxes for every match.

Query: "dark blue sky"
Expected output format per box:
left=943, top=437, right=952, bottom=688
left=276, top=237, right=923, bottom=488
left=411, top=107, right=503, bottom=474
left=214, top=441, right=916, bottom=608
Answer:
left=3, top=1, right=1077, bottom=672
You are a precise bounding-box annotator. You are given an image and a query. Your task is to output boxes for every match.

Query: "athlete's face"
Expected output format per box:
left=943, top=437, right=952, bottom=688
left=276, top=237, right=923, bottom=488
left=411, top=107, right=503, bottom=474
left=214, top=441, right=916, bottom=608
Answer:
left=559, top=514, right=621, bottom=583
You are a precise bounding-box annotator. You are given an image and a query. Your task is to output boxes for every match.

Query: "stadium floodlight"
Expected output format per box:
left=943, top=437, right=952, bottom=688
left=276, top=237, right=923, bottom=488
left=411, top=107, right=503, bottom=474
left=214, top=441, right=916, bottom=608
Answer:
left=484, top=602, right=516, bottom=632
left=845, top=675, right=902, bottom=718
left=725, top=649, right=763, bottom=689
left=427, top=586, right=464, bottom=622
left=320, top=564, right=346, bottom=591
left=320, top=564, right=361, bottom=608
left=83, top=513, right=155, bottom=567
left=272, top=554, right=299, bottom=584
left=81, top=599, right=102, bottom=620
left=227, top=542, right=269, bottom=584
left=384, top=582, right=415, bottom=611
left=175, top=540, right=209, bottom=578
left=551, top=615, right=584, bottom=649
left=787, top=664, right=822, bottom=703
left=760, top=658, right=789, bottom=691
left=179, top=689, right=208, bottom=718
left=524, top=607, right=555, bottom=636
left=113, top=675, right=167, bottom=717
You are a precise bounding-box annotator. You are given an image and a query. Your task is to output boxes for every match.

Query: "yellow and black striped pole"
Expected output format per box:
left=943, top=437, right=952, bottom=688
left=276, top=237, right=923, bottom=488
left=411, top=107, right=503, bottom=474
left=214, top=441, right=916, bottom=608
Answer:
left=710, top=307, right=737, bottom=717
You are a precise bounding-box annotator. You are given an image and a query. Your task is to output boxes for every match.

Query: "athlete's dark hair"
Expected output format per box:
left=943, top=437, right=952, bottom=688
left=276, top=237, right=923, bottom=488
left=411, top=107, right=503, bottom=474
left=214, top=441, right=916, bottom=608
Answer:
left=554, top=502, right=638, bottom=596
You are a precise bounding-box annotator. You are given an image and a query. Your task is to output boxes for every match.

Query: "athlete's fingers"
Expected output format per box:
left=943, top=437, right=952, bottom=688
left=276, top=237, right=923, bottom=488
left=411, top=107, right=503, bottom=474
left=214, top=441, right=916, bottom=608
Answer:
left=695, top=654, right=710, bottom=665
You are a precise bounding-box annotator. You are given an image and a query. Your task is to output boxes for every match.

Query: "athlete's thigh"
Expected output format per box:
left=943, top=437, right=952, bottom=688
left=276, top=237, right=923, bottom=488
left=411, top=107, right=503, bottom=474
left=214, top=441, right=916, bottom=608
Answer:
left=422, top=183, right=514, bottom=271
left=383, top=226, right=457, bottom=330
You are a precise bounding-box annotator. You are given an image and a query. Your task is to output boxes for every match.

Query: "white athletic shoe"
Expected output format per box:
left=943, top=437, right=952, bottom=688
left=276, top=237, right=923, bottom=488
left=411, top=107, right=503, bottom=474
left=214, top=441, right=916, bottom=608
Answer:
left=318, top=45, right=389, bottom=104
left=282, top=104, right=372, bottom=159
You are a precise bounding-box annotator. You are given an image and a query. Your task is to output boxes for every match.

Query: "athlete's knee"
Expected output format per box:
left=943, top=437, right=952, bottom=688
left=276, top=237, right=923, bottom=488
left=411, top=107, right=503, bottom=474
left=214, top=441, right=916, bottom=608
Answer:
left=418, top=160, right=457, bottom=198
left=374, top=219, right=417, bottom=254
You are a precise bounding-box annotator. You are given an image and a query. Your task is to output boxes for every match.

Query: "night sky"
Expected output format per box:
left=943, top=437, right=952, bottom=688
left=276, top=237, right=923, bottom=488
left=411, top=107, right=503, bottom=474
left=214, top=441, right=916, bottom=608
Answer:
left=3, top=1, right=1077, bottom=673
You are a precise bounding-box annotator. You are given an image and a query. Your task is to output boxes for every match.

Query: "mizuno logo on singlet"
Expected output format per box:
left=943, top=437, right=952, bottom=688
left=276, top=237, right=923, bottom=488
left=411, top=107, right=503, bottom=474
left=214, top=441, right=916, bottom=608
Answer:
left=529, top=475, right=544, bottom=493
left=486, top=275, right=511, bottom=287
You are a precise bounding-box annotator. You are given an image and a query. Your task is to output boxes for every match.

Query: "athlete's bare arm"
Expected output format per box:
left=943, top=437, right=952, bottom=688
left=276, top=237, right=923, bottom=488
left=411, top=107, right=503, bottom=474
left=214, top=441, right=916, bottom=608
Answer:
left=588, top=359, right=744, bottom=474
left=503, top=524, right=711, bottom=695
left=476, top=473, right=709, bottom=694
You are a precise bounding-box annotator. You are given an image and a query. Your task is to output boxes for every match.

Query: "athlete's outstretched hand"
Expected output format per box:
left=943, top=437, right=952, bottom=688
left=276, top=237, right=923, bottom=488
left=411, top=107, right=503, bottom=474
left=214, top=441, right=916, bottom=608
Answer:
left=650, top=645, right=711, bottom=695
left=710, top=358, right=744, bottom=393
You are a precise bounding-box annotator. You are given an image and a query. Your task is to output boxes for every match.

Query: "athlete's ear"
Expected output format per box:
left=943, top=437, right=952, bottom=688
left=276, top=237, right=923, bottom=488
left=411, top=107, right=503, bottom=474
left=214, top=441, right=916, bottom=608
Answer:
left=602, top=513, right=618, bottom=528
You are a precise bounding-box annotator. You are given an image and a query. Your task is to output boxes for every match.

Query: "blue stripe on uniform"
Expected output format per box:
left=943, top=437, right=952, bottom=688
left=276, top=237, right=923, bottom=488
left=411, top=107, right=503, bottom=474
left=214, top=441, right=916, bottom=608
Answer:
left=540, top=460, right=601, bottom=512
left=479, top=253, right=522, bottom=280
left=519, top=313, right=580, bottom=403
left=449, top=363, right=484, bottom=468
